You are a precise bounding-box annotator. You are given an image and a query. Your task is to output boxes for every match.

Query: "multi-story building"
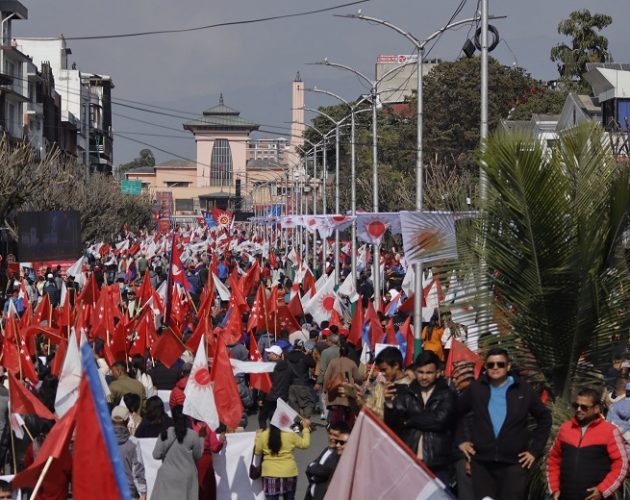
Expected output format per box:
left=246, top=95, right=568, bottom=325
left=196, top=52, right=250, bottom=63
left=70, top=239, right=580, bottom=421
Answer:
left=0, top=1, right=29, bottom=141
left=82, top=72, right=114, bottom=173
left=16, top=35, right=114, bottom=171
left=376, top=54, right=441, bottom=105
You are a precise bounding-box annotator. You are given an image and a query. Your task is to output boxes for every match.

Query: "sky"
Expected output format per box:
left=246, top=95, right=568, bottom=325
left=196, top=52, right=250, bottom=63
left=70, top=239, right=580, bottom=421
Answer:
left=14, top=0, right=630, bottom=165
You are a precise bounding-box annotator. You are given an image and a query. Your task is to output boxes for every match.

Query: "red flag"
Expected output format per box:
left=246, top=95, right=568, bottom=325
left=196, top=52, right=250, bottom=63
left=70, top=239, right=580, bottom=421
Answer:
left=330, top=308, right=344, bottom=331
left=19, top=299, right=32, bottom=330
left=444, top=340, right=483, bottom=379
left=196, top=276, right=215, bottom=321
left=241, top=260, right=260, bottom=298
left=186, top=315, right=210, bottom=353
left=287, top=292, right=304, bottom=319
left=211, top=207, right=233, bottom=229
left=169, top=286, right=188, bottom=325
left=12, top=405, right=76, bottom=489
left=222, top=304, right=244, bottom=345
left=8, top=371, right=54, bottom=420
left=367, top=307, right=384, bottom=352
left=77, top=272, right=100, bottom=306
left=269, top=251, right=279, bottom=270
left=151, top=328, right=185, bottom=368
left=33, top=294, right=52, bottom=325
left=249, top=335, right=272, bottom=393
left=228, top=273, right=249, bottom=314
left=400, top=316, right=415, bottom=368
left=129, top=308, right=157, bottom=357
left=136, top=270, right=154, bottom=306
left=268, top=285, right=279, bottom=316
left=56, top=287, right=73, bottom=328
left=274, top=306, right=301, bottom=335
left=170, top=237, right=193, bottom=292
left=385, top=319, right=397, bottom=345
left=348, top=299, right=365, bottom=347
left=210, top=338, right=243, bottom=429
left=247, top=285, right=268, bottom=333
left=72, top=377, right=122, bottom=500
left=50, top=339, right=68, bottom=378
left=3, top=320, right=40, bottom=384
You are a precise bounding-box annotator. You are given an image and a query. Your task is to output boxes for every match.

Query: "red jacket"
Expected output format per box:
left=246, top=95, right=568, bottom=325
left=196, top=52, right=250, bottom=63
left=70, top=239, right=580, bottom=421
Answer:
left=547, top=416, right=628, bottom=499
left=169, top=375, right=188, bottom=410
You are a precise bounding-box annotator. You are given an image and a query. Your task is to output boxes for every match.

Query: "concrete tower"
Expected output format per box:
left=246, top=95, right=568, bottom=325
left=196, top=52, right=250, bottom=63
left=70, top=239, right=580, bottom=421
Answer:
left=289, top=72, right=304, bottom=156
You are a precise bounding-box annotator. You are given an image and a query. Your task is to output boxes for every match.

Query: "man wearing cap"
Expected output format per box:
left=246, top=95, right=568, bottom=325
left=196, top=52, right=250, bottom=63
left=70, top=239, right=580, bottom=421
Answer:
left=258, top=345, right=294, bottom=429
left=112, top=406, right=147, bottom=500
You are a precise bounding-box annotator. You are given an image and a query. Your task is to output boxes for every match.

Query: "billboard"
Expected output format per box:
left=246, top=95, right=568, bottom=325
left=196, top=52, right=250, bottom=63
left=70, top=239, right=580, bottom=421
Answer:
left=17, top=211, right=82, bottom=262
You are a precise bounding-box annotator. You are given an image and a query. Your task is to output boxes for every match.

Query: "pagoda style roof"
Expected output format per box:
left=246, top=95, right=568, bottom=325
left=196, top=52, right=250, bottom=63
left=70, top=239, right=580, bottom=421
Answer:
left=183, top=94, right=259, bottom=132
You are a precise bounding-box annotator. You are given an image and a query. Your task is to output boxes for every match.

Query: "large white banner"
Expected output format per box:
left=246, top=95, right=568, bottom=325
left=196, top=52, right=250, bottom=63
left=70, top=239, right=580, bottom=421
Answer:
left=214, top=432, right=264, bottom=500
left=138, top=438, right=160, bottom=499
left=138, top=432, right=264, bottom=500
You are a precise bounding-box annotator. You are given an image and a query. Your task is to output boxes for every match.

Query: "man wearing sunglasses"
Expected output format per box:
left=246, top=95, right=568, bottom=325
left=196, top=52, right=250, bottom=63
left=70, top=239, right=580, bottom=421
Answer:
left=304, top=421, right=350, bottom=500
left=547, top=388, right=628, bottom=500
left=455, top=347, right=551, bottom=499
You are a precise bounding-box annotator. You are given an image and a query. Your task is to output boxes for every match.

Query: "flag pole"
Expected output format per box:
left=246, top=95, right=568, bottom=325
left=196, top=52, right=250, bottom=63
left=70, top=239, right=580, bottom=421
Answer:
left=7, top=375, right=17, bottom=473
left=30, top=456, right=54, bottom=498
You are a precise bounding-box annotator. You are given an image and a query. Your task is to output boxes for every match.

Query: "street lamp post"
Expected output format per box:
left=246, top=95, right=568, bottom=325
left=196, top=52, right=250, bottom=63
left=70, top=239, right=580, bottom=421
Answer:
left=304, top=108, right=351, bottom=286
left=309, top=59, right=417, bottom=305
left=341, top=11, right=504, bottom=341
left=305, top=88, right=372, bottom=285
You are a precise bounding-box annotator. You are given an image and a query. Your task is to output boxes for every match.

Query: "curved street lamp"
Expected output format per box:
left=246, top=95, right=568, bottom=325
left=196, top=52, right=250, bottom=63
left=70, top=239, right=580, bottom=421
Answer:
left=338, top=10, right=505, bottom=339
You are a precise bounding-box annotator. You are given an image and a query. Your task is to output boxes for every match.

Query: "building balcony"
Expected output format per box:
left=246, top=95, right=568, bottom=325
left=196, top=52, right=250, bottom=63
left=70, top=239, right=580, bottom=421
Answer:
left=26, top=101, right=42, bottom=115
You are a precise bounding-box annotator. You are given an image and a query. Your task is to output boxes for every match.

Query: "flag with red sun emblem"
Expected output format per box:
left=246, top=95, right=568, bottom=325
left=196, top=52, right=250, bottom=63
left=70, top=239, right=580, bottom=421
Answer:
left=356, top=213, right=400, bottom=246
left=270, top=398, right=299, bottom=432
left=183, top=340, right=220, bottom=429
left=303, top=274, right=340, bottom=326
left=400, top=211, right=457, bottom=264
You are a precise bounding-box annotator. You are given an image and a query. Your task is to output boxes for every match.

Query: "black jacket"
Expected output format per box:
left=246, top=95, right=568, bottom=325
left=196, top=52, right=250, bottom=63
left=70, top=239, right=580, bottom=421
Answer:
left=455, top=374, right=552, bottom=464
left=384, top=378, right=457, bottom=468
left=266, top=360, right=293, bottom=402
left=286, top=350, right=315, bottom=386
left=304, top=447, right=340, bottom=500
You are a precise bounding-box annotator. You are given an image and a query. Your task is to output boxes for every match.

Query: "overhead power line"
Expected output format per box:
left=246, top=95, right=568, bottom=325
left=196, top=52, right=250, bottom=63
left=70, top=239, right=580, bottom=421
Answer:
left=20, top=0, right=371, bottom=41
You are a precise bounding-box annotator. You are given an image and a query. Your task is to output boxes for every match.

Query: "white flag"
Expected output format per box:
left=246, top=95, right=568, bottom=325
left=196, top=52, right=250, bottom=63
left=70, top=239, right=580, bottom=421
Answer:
left=230, top=358, right=276, bottom=374
left=270, top=398, right=299, bottom=432
left=66, top=256, right=84, bottom=278
left=212, top=273, right=231, bottom=302
left=183, top=340, right=220, bottom=429
left=338, top=272, right=359, bottom=303
left=55, top=328, right=83, bottom=417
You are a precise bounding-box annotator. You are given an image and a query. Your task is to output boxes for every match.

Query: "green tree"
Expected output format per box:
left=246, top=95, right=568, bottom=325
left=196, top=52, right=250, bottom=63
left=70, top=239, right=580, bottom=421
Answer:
left=423, top=57, right=539, bottom=163
left=117, top=148, right=155, bottom=176
left=0, top=141, right=154, bottom=244
left=550, top=9, right=612, bottom=85
left=508, top=87, right=569, bottom=121
left=479, top=122, right=630, bottom=399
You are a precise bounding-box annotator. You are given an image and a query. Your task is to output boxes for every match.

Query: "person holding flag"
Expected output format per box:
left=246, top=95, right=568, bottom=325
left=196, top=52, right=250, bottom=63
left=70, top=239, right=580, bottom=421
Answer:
left=254, top=403, right=311, bottom=500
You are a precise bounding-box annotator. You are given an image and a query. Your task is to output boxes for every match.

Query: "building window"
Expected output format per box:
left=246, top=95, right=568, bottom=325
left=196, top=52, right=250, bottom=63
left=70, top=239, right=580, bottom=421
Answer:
left=175, top=199, right=194, bottom=212
left=165, top=181, right=192, bottom=188
left=210, top=138, right=233, bottom=186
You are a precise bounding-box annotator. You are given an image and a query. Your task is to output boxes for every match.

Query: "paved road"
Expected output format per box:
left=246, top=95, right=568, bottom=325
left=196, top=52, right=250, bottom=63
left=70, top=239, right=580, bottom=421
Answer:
left=246, top=414, right=329, bottom=499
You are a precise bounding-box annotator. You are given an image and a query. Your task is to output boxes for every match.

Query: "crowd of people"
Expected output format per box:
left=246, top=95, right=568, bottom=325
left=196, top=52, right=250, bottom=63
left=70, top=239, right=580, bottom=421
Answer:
left=0, top=223, right=628, bottom=500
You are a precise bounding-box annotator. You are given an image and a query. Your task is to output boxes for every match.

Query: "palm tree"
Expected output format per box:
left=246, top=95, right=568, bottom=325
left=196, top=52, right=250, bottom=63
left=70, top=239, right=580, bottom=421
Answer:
left=478, top=121, right=630, bottom=400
